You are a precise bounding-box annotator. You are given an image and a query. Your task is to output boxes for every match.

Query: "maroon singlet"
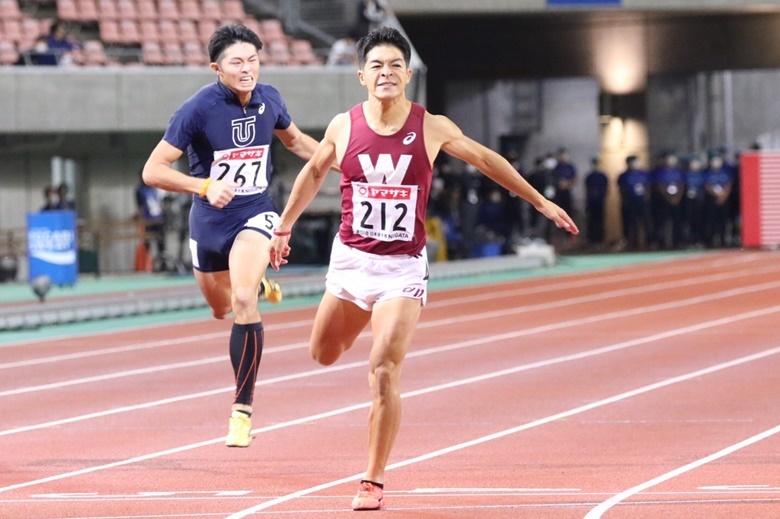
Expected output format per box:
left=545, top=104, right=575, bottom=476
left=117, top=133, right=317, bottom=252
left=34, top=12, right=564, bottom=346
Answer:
left=338, top=102, right=432, bottom=256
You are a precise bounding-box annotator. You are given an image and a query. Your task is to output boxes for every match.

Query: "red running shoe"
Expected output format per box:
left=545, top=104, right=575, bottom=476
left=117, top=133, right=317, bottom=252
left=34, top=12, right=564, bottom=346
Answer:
left=351, top=481, right=383, bottom=511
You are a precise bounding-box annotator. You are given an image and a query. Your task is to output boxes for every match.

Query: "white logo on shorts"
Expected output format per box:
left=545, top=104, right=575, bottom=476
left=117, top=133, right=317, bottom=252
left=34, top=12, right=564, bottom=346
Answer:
left=402, top=132, right=416, bottom=145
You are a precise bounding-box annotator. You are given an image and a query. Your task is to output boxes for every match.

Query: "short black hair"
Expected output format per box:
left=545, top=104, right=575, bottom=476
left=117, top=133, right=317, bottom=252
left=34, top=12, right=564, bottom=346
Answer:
left=356, top=26, right=412, bottom=67
left=208, top=23, right=263, bottom=63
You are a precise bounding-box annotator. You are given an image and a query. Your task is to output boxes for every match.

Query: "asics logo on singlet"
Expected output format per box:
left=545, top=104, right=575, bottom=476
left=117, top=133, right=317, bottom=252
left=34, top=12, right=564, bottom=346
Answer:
left=258, top=102, right=265, bottom=115
left=358, top=154, right=412, bottom=184
left=231, top=116, right=256, bottom=148
left=402, top=132, right=416, bottom=145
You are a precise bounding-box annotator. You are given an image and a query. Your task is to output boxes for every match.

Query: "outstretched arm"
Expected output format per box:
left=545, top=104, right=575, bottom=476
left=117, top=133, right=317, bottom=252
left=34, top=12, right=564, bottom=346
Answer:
left=269, top=113, right=346, bottom=270
left=428, top=113, right=579, bottom=235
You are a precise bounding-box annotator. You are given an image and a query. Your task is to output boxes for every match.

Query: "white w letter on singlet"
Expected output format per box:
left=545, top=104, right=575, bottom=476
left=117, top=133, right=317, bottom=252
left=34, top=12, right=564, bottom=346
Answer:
left=358, top=154, right=412, bottom=185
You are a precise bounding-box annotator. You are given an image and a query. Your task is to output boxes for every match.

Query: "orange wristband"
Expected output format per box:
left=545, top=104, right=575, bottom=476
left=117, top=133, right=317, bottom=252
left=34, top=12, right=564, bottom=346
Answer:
left=198, top=178, right=212, bottom=198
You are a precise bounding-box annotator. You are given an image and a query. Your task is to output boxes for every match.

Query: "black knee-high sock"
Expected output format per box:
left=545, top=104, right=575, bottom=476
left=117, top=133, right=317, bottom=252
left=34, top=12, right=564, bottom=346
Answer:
left=230, top=322, right=264, bottom=407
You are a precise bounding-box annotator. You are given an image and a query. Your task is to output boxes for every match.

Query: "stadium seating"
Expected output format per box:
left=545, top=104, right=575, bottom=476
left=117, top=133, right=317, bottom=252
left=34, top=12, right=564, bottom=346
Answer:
left=1, top=0, right=323, bottom=68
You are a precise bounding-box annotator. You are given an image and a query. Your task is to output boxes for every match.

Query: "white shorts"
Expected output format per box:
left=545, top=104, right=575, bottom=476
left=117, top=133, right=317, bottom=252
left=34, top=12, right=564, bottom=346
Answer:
left=325, top=237, right=428, bottom=311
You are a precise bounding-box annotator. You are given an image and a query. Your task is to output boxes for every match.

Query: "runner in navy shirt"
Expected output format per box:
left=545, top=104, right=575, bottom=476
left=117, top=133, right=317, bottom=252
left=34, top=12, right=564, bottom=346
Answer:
left=268, top=27, right=578, bottom=511
left=142, top=24, right=323, bottom=448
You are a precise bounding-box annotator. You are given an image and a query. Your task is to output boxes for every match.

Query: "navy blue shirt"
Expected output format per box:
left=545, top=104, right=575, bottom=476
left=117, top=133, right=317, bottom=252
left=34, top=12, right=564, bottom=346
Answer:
left=684, top=169, right=706, bottom=200
left=618, top=168, right=650, bottom=202
left=163, top=81, right=292, bottom=209
left=704, top=167, right=733, bottom=189
left=585, top=170, right=608, bottom=206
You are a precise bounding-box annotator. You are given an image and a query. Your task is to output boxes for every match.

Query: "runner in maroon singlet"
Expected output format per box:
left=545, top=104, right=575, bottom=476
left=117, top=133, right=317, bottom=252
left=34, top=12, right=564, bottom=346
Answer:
left=269, top=26, right=578, bottom=511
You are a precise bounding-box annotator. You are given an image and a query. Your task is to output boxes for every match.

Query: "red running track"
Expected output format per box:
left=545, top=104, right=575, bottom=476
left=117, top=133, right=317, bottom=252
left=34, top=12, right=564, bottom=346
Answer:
left=1, top=250, right=780, bottom=518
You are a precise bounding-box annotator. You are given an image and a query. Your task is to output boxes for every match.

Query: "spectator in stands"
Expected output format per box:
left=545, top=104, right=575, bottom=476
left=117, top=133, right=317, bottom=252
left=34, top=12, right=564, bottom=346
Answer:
left=618, top=154, right=652, bottom=250
left=45, top=20, right=80, bottom=65
left=57, top=182, right=76, bottom=211
left=40, top=185, right=60, bottom=211
left=22, top=36, right=59, bottom=66
left=476, top=186, right=510, bottom=253
left=327, top=28, right=360, bottom=66
left=267, top=27, right=576, bottom=511
left=584, top=156, right=608, bottom=247
left=142, top=24, right=326, bottom=450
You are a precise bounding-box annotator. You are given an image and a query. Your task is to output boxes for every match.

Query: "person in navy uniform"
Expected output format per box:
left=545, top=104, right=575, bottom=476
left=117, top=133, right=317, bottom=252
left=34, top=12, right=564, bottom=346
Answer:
left=651, top=151, right=685, bottom=249
left=142, top=24, right=324, bottom=448
left=268, top=27, right=578, bottom=511
left=681, top=154, right=706, bottom=247
left=703, top=153, right=734, bottom=248
left=584, top=156, right=608, bottom=247
left=617, top=155, right=652, bottom=250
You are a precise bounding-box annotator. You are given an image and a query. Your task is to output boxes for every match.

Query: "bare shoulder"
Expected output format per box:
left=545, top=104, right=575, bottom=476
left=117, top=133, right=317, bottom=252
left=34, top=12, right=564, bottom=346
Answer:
left=324, top=111, right=351, bottom=142
left=423, top=111, right=463, bottom=145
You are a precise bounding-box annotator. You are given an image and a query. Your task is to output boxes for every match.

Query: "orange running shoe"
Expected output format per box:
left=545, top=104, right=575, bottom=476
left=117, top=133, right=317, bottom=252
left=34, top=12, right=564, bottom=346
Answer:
left=351, top=481, right=383, bottom=511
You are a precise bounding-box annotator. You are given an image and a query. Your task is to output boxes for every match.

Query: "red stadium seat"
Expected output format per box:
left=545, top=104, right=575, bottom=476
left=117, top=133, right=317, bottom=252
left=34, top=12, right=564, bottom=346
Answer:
left=97, top=0, right=118, bottom=21
left=114, top=0, right=136, bottom=20
left=0, top=0, right=22, bottom=20
left=260, top=18, right=285, bottom=42
left=77, top=0, right=100, bottom=22
left=290, top=39, right=318, bottom=66
left=21, top=17, right=42, bottom=43
left=119, top=19, right=140, bottom=44
left=162, top=41, right=183, bottom=65
left=2, top=19, right=22, bottom=44
left=178, top=20, right=198, bottom=42
left=178, top=0, right=201, bottom=21
left=139, top=19, right=159, bottom=43
left=197, top=19, right=217, bottom=45
left=141, top=41, right=164, bottom=65
left=243, top=18, right=262, bottom=39
left=156, top=0, right=179, bottom=21
left=99, top=20, right=121, bottom=44
left=199, top=0, right=221, bottom=22
left=136, top=0, right=157, bottom=20
left=267, top=38, right=290, bottom=65
left=83, top=39, right=107, bottom=65
left=222, top=0, right=245, bottom=22
left=182, top=40, right=206, bottom=66
left=56, top=0, right=80, bottom=21
left=0, top=39, right=19, bottom=65
left=157, top=19, right=177, bottom=42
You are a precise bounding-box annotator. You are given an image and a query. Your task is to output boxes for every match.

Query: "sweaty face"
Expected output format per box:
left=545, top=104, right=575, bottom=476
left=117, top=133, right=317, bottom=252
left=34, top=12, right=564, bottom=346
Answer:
left=213, top=42, right=260, bottom=99
left=359, top=44, right=411, bottom=99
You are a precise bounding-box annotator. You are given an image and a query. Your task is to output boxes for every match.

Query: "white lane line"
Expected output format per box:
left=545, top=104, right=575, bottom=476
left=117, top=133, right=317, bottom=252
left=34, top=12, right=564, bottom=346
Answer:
left=3, top=305, right=779, bottom=495
left=583, top=423, right=780, bottom=518
left=224, top=345, right=780, bottom=517
left=3, top=283, right=780, bottom=436
left=0, top=251, right=768, bottom=358
left=4, top=266, right=780, bottom=397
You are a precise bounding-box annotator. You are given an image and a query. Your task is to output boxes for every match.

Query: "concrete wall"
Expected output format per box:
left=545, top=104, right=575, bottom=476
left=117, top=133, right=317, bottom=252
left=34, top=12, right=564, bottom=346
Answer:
left=0, top=67, right=367, bottom=133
